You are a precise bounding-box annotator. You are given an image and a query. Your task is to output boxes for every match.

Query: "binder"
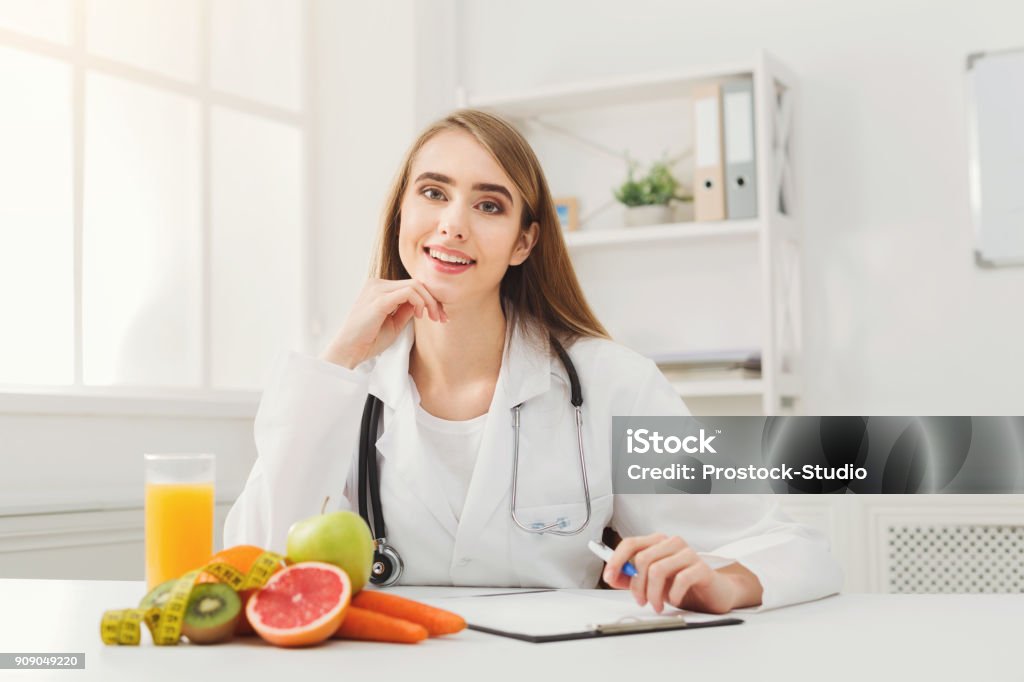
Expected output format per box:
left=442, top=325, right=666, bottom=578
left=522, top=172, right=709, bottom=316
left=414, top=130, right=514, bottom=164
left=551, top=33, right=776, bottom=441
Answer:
left=967, top=47, right=1024, bottom=266
left=438, top=589, right=744, bottom=644
left=693, top=82, right=726, bottom=221
left=722, top=79, right=758, bottom=219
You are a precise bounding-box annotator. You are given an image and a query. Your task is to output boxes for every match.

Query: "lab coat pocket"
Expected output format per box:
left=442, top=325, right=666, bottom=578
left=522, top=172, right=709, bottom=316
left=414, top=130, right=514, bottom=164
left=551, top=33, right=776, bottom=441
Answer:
left=510, top=494, right=609, bottom=533
left=509, top=493, right=614, bottom=588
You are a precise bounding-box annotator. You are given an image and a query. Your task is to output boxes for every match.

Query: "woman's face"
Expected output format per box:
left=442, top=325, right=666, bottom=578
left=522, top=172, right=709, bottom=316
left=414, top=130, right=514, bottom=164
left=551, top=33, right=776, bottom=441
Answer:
left=397, top=130, right=537, bottom=306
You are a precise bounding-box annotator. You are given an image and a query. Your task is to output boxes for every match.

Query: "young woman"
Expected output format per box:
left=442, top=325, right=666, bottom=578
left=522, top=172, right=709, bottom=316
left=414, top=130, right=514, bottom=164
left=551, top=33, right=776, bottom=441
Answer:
left=224, top=109, right=842, bottom=614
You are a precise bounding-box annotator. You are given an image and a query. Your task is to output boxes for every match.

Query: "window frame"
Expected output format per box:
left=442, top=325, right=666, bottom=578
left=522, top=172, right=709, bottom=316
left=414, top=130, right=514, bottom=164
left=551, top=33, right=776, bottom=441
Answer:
left=0, top=0, right=315, bottom=417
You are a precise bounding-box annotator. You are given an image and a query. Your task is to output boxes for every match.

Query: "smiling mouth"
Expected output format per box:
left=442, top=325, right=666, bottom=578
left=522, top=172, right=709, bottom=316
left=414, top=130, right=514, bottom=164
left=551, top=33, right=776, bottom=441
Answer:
left=424, top=247, right=476, bottom=266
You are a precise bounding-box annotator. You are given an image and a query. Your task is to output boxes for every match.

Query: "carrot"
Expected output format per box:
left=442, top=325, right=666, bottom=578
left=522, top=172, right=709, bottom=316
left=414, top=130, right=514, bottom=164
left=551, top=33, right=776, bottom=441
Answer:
left=352, top=591, right=466, bottom=636
left=333, top=606, right=428, bottom=644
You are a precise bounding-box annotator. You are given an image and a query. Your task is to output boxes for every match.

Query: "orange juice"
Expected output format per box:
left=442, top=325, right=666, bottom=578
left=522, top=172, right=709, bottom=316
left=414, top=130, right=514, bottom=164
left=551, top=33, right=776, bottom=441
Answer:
left=144, top=482, right=214, bottom=589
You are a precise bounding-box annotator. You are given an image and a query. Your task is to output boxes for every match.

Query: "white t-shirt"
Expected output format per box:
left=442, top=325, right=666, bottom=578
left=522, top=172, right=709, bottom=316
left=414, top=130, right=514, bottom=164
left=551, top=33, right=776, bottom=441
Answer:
left=409, top=378, right=487, bottom=523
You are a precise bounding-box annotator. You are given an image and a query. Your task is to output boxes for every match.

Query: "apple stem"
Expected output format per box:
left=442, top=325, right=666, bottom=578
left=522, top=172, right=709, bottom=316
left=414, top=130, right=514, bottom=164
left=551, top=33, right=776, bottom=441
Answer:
left=321, top=496, right=330, bottom=515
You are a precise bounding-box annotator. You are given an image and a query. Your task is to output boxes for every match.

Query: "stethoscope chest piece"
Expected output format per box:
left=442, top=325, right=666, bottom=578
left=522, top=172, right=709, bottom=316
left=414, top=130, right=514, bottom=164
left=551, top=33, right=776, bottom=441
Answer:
left=370, top=540, right=403, bottom=587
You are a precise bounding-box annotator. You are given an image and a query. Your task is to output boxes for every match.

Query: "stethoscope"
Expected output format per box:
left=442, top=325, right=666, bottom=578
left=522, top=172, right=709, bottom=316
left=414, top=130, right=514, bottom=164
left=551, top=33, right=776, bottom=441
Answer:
left=356, top=336, right=592, bottom=586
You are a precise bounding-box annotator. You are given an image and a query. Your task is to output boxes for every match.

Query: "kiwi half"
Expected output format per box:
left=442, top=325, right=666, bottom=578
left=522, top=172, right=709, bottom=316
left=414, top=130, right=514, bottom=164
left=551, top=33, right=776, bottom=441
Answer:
left=139, top=578, right=178, bottom=631
left=181, top=583, right=241, bottom=645
left=139, top=579, right=177, bottom=611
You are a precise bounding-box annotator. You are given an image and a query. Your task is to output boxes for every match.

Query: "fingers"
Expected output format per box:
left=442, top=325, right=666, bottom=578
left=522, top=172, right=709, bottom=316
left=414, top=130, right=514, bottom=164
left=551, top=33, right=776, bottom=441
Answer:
left=403, top=280, right=446, bottom=322
left=631, top=536, right=687, bottom=609
left=666, top=562, right=714, bottom=611
left=378, top=279, right=447, bottom=323
left=609, top=535, right=714, bottom=613
left=646, top=546, right=701, bottom=613
left=324, top=277, right=451, bottom=368
left=603, top=533, right=663, bottom=587
left=603, top=567, right=632, bottom=590
left=388, top=297, right=417, bottom=330
left=379, top=288, right=429, bottom=322
left=598, top=532, right=655, bottom=581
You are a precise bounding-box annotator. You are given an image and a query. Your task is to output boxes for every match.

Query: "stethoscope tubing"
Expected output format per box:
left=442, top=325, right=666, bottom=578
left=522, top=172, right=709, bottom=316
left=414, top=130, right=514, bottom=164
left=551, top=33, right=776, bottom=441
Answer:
left=509, top=402, right=592, bottom=535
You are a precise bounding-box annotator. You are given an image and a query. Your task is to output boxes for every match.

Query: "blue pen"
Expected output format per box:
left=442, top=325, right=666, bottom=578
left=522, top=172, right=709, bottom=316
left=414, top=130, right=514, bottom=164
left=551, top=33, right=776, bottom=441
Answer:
left=588, top=540, right=638, bottom=578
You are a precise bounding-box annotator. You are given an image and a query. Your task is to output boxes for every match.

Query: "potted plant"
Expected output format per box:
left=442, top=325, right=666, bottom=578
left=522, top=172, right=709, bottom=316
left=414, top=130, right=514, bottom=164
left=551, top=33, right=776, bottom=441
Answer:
left=613, top=160, right=693, bottom=227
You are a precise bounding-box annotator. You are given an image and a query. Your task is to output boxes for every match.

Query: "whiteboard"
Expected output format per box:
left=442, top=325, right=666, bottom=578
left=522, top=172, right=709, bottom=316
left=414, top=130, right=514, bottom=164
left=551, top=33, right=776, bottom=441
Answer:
left=966, top=48, right=1024, bottom=266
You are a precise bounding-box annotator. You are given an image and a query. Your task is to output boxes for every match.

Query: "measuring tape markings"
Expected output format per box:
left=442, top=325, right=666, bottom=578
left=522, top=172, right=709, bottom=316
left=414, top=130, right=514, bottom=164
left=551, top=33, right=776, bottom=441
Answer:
left=100, top=551, right=285, bottom=646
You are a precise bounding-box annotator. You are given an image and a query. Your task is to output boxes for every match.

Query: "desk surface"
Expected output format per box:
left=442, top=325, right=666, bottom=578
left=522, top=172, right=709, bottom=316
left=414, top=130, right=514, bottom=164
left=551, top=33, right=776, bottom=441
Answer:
left=0, top=579, right=1019, bottom=681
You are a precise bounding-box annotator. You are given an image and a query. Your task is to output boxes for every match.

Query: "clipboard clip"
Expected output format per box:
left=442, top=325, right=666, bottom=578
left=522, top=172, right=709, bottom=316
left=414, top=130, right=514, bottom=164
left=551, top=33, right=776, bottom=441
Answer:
left=590, top=614, right=688, bottom=635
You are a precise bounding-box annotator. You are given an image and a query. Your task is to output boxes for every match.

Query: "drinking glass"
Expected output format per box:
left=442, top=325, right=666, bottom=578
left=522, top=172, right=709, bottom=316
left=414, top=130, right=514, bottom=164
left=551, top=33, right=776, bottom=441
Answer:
left=144, top=454, right=215, bottom=589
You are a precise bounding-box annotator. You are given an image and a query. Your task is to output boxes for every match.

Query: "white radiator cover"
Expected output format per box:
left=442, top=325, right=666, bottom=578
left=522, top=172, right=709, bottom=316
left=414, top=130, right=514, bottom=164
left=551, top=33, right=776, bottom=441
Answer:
left=886, top=524, right=1023, bottom=593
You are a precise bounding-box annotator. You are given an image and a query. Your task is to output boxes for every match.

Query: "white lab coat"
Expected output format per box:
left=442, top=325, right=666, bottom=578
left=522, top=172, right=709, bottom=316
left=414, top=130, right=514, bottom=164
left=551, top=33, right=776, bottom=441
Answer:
left=224, top=322, right=843, bottom=610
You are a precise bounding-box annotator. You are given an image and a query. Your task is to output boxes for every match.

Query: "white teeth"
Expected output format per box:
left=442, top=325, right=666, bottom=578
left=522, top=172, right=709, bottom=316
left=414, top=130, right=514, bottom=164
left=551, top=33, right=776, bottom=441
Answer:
left=429, top=248, right=473, bottom=265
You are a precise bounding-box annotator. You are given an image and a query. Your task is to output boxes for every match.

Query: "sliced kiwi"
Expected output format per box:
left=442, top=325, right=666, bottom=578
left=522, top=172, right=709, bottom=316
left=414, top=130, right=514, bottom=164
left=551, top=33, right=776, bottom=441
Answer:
left=139, top=578, right=178, bottom=631
left=139, top=579, right=177, bottom=610
left=181, top=583, right=241, bottom=645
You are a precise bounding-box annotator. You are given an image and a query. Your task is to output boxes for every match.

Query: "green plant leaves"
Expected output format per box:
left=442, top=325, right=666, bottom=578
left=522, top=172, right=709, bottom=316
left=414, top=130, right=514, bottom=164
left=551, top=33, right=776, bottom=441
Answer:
left=613, top=161, right=686, bottom=207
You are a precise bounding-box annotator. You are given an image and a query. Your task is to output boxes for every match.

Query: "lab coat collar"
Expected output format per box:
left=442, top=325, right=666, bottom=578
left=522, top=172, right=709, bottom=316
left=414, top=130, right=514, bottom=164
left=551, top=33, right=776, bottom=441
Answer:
left=502, top=319, right=553, bottom=408
left=366, top=317, right=554, bottom=411
left=367, top=324, right=453, bottom=536
left=366, top=323, right=416, bottom=410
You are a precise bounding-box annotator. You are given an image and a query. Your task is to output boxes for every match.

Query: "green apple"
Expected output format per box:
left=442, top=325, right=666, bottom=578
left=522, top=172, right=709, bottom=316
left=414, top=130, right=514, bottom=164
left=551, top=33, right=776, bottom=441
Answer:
left=286, top=510, right=375, bottom=592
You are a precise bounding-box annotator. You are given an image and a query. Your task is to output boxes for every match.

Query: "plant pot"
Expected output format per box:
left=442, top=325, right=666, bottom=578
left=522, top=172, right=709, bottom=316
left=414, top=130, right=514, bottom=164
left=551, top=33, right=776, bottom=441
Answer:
left=624, top=204, right=672, bottom=227
left=672, top=201, right=695, bottom=223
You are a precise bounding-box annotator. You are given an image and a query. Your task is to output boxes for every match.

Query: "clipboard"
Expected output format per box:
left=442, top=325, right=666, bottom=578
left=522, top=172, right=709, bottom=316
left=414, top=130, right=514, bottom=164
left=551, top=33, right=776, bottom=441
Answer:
left=437, top=590, right=744, bottom=644
left=468, top=614, right=743, bottom=643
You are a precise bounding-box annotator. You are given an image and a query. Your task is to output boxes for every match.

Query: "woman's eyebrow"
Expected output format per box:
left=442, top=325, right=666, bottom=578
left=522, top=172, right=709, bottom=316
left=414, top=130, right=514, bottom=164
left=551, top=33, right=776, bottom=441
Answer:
left=474, top=183, right=514, bottom=205
left=414, top=172, right=514, bottom=205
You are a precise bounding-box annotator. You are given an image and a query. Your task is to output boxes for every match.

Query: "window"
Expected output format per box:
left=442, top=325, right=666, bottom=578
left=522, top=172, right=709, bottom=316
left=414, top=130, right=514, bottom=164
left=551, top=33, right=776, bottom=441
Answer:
left=0, top=0, right=308, bottom=397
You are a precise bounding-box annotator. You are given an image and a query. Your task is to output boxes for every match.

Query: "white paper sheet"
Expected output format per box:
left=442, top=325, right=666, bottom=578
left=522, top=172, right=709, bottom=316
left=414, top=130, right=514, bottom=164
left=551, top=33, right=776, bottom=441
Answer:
left=433, top=589, right=728, bottom=638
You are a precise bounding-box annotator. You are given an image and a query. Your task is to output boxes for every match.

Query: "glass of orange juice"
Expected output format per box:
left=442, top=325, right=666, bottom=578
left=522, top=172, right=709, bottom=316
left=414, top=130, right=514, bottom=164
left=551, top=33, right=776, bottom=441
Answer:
left=144, top=453, right=215, bottom=590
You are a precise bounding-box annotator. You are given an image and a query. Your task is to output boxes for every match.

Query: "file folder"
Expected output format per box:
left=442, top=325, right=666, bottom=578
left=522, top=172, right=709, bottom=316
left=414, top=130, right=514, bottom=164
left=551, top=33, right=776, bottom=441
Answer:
left=693, top=82, right=726, bottom=221
left=723, top=79, right=758, bottom=219
left=967, top=47, right=1024, bottom=266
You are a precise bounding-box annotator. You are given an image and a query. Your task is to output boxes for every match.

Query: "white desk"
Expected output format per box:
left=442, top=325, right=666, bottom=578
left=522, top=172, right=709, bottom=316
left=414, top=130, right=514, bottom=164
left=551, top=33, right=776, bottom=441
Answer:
left=0, top=579, right=1019, bottom=681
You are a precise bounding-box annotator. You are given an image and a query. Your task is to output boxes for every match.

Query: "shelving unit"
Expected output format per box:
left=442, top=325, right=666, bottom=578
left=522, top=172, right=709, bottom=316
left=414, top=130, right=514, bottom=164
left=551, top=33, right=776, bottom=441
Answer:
left=460, top=51, right=802, bottom=415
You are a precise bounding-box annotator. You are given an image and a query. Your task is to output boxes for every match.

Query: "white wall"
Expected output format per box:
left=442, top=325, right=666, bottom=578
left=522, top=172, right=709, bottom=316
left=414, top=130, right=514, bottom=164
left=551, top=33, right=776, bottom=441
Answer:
left=453, top=0, right=1024, bottom=414
left=310, top=0, right=424, bottom=352
left=309, top=0, right=464, bottom=347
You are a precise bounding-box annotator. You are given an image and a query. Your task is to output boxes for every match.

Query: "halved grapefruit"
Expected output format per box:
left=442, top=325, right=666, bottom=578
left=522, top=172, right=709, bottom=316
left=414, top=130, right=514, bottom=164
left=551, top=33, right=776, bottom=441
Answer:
left=247, top=562, right=351, bottom=647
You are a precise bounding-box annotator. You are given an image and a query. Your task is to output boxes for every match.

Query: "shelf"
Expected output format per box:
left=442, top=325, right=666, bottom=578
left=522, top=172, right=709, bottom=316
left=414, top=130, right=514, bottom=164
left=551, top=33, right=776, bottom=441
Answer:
left=671, top=379, right=765, bottom=398
left=563, top=220, right=759, bottom=249
left=465, top=60, right=756, bottom=117
left=0, top=388, right=259, bottom=418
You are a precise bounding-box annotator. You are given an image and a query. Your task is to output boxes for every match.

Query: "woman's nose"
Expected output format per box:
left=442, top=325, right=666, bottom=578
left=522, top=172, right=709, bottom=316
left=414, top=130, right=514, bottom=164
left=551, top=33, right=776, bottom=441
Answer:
left=438, top=203, right=468, bottom=240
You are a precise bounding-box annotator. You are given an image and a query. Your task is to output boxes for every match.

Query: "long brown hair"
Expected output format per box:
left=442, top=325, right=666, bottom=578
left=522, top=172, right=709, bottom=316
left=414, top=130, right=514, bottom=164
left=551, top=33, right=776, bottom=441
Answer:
left=371, top=109, right=609, bottom=352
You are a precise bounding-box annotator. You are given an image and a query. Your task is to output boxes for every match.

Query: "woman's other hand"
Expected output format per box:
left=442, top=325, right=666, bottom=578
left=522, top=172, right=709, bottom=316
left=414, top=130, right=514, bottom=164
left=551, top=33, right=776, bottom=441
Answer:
left=321, top=278, right=448, bottom=369
left=603, top=533, right=762, bottom=614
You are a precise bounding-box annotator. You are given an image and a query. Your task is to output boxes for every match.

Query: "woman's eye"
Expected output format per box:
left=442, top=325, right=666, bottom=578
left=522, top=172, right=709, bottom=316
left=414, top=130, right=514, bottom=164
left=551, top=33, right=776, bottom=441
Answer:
left=478, top=200, right=502, bottom=214
left=423, top=187, right=445, bottom=200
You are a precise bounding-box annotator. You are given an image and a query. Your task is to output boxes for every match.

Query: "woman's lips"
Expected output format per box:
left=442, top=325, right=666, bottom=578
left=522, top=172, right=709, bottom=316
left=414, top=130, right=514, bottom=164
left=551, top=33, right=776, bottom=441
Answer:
left=425, top=248, right=474, bottom=274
